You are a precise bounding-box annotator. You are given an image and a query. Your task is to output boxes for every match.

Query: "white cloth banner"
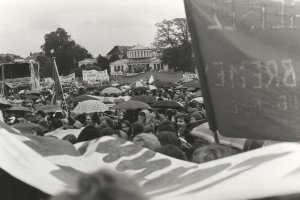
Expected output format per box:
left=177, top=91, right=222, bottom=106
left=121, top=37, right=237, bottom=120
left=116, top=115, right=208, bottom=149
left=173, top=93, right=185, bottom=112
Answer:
left=59, top=73, right=75, bottom=85
left=82, top=70, right=109, bottom=85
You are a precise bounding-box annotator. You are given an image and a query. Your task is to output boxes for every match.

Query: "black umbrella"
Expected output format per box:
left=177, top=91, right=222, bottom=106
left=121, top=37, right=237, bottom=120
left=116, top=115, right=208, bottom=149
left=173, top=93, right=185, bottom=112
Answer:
left=72, top=95, right=98, bottom=102
left=131, top=95, right=157, bottom=105
left=152, top=100, right=184, bottom=109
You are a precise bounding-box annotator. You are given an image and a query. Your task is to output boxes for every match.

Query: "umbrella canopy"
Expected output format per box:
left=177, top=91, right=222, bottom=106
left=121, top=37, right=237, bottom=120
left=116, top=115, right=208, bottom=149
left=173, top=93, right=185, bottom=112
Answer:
left=190, top=97, right=204, bottom=104
left=0, top=97, right=10, bottom=106
left=148, top=85, right=158, bottom=90
left=101, top=87, right=122, bottom=95
left=26, top=91, right=41, bottom=96
left=152, top=100, right=184, bottom=109
left=181, top=78, right=194, bottom=83
left=152, top=80, right=178, bottom=88
left=95, top=85, right=112, bottom=92
left=73, top=100, right=109, bottom=113
left=182, top=80, right=201, bottom=88
left=131, top=95, right=157, bottom=105
left=12, top=122, right=48, bottom=134
left=175, top=85, right=188, bottom=90
left=72, top=95, right=98, bottom=102
left=37, top=105, right=62, bottom=113
left=24, top=94, right=39, bottom=100
left=9, top=105, right=33, bottom=112
left=129, top=81, right=148, bottom=89
left=18, top=90, right=30, bottom=94
left=113, top=100, right=150, bottom=110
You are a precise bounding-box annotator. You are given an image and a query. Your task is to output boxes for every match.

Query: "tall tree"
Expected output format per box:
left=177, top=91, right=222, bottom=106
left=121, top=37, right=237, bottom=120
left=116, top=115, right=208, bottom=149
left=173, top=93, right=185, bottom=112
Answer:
left=96, top=54, right=110, bottom=71
left=153, top=18, right=195, bottom=72
left=41, top=28, right=92, bottom=75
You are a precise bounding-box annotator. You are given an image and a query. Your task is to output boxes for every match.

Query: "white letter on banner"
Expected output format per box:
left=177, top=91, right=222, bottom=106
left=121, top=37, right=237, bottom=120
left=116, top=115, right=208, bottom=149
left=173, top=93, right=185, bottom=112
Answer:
left=265, top=60, right=279, bottom=87
left=282, top=59, right=296, bottom=87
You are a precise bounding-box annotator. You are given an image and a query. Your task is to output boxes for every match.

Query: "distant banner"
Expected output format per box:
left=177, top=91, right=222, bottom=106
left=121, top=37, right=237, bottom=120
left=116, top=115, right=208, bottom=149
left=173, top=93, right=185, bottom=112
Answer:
left=82, top=70, right=109, bottom=85
left=183, top=72, right=198, bottom=79
left=2, top=122, right=300, bottom=199
left=185, top=0, right=300, bottom=140
left=4, top=77, right=31, bottom=88
left=59, top=73, right=75, bottom=85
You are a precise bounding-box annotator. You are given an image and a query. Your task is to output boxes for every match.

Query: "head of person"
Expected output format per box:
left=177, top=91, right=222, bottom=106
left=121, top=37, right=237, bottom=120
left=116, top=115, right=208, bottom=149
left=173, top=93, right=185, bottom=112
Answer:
left=99, top=116, right=113, bottom=128
left=132, top=133, right=161, bottom=150
left=157, top=131, right=181, bottom=147
left=155, top=144, right=186, bottom=161
left=85, top=114, right=94, bottom=127
left=61, top=118, right=70, bottom=130
left=176, top=114, right=190, bottom=129
left=35, top=110, right=46, bottom=121
left=131, top=122, right=144, bottom=138
left=191, top=144, right=239, bottom=164
left=121, top=120, right=131, bottom=135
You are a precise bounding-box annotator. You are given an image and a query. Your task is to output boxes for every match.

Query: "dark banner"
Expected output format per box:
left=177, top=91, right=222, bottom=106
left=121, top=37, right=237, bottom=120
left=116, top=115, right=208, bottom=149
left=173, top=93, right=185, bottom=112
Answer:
left=0, top=63, right=30, bottom=80
left=185, top=0, right=300, bottom=141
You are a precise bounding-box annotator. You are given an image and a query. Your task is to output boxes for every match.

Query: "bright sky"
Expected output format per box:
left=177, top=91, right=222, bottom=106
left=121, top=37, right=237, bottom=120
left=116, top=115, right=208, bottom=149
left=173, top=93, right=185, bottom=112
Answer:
left=0, top=0, right=186, bottom=58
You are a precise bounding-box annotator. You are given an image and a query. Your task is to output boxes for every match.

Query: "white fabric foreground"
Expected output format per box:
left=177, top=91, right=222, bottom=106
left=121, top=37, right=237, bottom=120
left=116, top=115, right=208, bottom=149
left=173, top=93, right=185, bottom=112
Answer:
left=1, top=121, right=300, bottom=199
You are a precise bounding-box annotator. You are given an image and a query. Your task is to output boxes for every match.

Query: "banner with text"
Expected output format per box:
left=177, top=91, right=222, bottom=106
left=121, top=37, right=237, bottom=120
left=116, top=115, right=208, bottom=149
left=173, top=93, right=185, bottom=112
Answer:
left=59, top=73, right=75, bottom=85
left=82, top=70, right=109, bottom=85
left=185, top=0, right=300, bottom=140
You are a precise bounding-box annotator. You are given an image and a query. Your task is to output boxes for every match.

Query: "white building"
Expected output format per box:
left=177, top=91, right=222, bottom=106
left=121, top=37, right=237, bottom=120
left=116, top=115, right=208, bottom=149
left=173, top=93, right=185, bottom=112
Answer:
left=78, top=58, right=97, bottom=68
left=110, top=45, right=168, bottom=75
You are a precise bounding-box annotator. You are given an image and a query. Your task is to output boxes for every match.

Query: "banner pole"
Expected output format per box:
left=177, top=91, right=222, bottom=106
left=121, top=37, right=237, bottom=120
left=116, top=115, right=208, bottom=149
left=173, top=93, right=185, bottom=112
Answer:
left=52, top=58, right=69, bottom=115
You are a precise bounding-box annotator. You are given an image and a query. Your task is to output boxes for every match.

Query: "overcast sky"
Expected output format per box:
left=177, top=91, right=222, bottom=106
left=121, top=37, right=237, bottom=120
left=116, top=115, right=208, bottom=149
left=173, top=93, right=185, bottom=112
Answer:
left=0, top=0, right=186, bottom=58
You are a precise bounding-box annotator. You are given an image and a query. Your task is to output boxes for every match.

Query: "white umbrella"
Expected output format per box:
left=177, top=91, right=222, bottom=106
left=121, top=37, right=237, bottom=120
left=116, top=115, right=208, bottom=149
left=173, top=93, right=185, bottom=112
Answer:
left=148, top=85, right=158, bottom=90
left=73, top=100, right=109, bottom=114
left=190, top=97, right=204, bottom=104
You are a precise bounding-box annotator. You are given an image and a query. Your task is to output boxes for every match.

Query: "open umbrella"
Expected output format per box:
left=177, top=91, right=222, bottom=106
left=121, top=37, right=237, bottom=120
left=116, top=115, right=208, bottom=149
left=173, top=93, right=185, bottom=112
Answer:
left=190, top=97, right=204, bottom=104
left=152, top=80, right=178, bottom=88
left=95, top=85, right=112, bottom=92
left=101, top=87, right=122, bottom=95
left=182, top=80, right=201, bottom=88
left=131, top=95, right=157, bottom=105
left=152, top=100, right=184, bottom=109
left=129, top=81, right=148, bottom=91
left=148, top=85, right=158, bottom=90
left=26, top=91, right=41, bottom=96
left=113, top=100, right=150, bottom=110
left=72, top=95, right=98, bottom=102
left=12, top=122, right=48, bottom=134
left=37, top=105, right=62, bottom=113
left=0, top=97, right=10, bottom=107
left=73, top=100, right=109, bottom=113
left=24, top=94, right=39, bottom=100
left=9, top=105, right=33, bottom=113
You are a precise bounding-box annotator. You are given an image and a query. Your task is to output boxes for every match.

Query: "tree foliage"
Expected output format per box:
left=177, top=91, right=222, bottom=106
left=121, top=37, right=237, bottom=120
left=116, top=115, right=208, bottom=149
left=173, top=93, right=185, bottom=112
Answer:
left=41, top=28, right=92, bottom=75
left=153, top=18, right=195, bottom=72
left=96, top=54, right=110, bottom=73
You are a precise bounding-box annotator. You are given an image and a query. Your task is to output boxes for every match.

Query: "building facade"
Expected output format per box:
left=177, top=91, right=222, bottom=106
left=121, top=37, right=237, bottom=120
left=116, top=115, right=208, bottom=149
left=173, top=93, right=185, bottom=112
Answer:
left=78, top=58, right=97, bottom=68
left=109, top=45, right=168, bottom=75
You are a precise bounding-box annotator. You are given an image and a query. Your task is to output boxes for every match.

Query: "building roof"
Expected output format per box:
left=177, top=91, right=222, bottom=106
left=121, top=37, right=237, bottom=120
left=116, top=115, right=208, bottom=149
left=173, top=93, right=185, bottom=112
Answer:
left=78, top=58, right=96, bottom=63
left=129, top=45, right=150, bottom=51
left=110, top=59, right=128, bottom=65
left=106, top=46, right=133, bottom=56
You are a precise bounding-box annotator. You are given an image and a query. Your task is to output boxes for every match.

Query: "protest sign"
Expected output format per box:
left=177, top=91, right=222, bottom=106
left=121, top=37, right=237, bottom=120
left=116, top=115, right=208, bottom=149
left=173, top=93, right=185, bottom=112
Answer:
left=82, top=70, right=109, bottom=85
left=59, top=73, right=75, bottom=85
left=185, top=0, right=300, bottom=140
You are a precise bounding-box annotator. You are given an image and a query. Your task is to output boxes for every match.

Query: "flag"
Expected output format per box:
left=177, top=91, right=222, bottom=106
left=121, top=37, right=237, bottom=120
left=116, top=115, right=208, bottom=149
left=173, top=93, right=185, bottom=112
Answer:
left=29, top=60, right=41, bottom=91
left=2, top=121, right=300, bottom=199
left=184, top=0, right=300, bottom=141
left=51, top=58, right=63, bottom=105
left=148, top=74, right=154, bottom=84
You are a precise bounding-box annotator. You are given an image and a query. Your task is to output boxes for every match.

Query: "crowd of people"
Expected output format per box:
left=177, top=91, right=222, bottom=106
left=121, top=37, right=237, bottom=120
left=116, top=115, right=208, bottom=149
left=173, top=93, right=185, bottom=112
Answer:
left=0, top=81, right=263, bottom=200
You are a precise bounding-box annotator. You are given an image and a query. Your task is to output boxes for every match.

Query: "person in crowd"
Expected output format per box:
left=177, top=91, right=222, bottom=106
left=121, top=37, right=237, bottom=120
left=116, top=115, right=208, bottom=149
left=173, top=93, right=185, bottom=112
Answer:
left=137, top=109, right=154, bottom=130
left=157, top=131, right=181, bottom=148
left=191, top=144, right=239, bottom=164
left=132, top=133, right=161, bottom=150
left=155, top=144, right=186, bottom=161
left=120, top=120, right=132, bottom=138
left=50, top=170, right=147, bottom=200
left=131, top=122, right=144, bottom=140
